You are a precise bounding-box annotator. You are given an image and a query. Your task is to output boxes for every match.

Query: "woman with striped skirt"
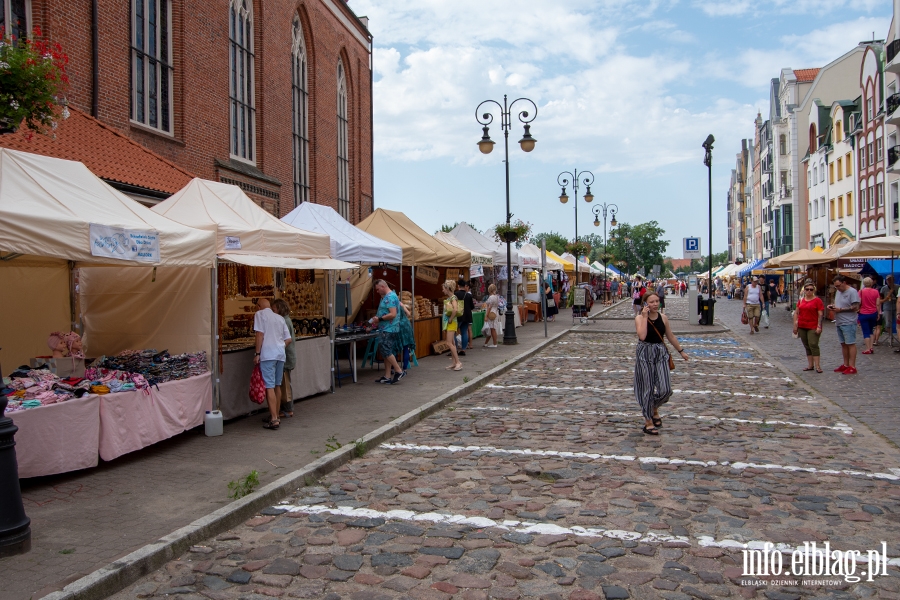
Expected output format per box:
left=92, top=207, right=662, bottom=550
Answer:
left=634, top=292, right=689, bottom=435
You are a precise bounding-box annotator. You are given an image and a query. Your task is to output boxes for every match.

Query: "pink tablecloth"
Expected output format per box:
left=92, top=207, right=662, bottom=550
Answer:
left=99, top=373, right=212, bottom=461
left=12, top=394, right=101, bottom=479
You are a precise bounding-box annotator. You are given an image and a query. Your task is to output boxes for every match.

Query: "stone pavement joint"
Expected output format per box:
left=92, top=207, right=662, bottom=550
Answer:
left=39, top=325, right=577, bottom=600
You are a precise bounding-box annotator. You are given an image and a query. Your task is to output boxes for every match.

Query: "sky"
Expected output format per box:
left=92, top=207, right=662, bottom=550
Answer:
left=350, top=0, right=891, bottom=257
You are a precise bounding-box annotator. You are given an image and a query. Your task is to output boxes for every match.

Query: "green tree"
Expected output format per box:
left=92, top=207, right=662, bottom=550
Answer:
left=531, top=231, right=568, bottom=255
left=689, top=250, right=729, bottom=272
left=438, top=223, right=459, bottom=234
left=577, top=233, right=605, bottom=263
left=607, top=221, right=670, bottom=274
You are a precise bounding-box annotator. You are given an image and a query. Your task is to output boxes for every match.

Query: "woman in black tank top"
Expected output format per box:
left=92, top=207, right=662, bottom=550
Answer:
left=634, top=291, right=689, bottom=435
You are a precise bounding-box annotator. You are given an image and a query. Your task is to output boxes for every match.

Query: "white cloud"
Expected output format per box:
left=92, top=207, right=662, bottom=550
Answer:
left=693, top=0, right=883, bottom=16
left=694, top=0, right=754, bottom=17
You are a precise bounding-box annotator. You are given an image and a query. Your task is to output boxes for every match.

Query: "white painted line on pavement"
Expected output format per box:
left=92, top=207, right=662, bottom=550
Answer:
left=276, top=503, right=900, bottom=565
left=486, top=383, right=815, bottom=402
left=513, top=367, right=793, bottom=382
left=534, top=356, right=776, bottom=367
left=380, top=443, right=896, bottom=481
left=465, top=406, right=853, bottom=434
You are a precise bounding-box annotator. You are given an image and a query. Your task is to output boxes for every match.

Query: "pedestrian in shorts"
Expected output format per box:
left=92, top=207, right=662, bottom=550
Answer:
left=829, top=275, right=860, bottom=375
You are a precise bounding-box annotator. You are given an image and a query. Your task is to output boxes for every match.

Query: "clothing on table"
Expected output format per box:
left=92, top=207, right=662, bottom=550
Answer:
left=833, top=286, right=860, bottom=327
left=282, top=316, right=296, bottom=371
left=376, top=291, right=401, bottom=333
left=796, top=296, right=824, bottom=330
left=859, top=287, right=880, bottom=315
left=798, top=328, right=821, bottom=357
left=442, top=296, right=459, bottom=332
left=634, top=341, right=672, bottom=421
left=254, top=307, right=291, bottom=362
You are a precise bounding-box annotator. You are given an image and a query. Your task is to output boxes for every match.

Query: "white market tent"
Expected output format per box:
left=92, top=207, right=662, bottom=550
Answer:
left=835, top=236, right=900, bottom=258
left=434, top=232, right=492, bottom=266
left=562, top=253, right=592, bottom=274
left=447, top=222, right=535, bottom=268
left=281, top=201, right=402, bottom=265
left=0, top=148, right=216, bottom=368
left=520, top=243, right=564, bottom=270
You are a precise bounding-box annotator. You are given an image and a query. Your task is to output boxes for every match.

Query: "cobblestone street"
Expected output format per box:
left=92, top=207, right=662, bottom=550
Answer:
left=107, top=297, right=900, bottom=600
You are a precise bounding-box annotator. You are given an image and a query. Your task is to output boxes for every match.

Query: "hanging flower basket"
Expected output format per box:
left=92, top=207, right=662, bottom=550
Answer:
left=493, top=220, right=532, bottom=244
left=0, top=27, right=70, bottom=137
left=566, top=241, right=592, bottom=258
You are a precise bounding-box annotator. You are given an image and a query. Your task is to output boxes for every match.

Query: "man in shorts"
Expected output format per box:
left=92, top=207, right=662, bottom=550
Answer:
left=830, top=275, right=860, bottom=375
left=254, top=298, right=293, bottom=430
left=742, top=276, right=764, bottom=334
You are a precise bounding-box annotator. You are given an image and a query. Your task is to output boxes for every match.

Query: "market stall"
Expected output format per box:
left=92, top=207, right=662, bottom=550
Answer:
left=151, top=178, right=357, bottom=419
left=520, top=244, right=563, bottom=303
left=0, top=149, right=216, bottom=477
left=357, top=209, right=471, bottom=357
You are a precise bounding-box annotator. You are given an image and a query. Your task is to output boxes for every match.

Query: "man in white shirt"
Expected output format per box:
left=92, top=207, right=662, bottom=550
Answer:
left=254, top=298, right=292, bottom=429
left=743, top=276, right=764, bottom=334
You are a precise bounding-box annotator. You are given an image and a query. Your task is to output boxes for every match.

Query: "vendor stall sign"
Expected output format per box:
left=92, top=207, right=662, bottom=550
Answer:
left=446, top=269, right=461, bottom=282
left=837, top=257, right=867, bottom=270
left=470, top=265, right=484, bottom=278
left=471, top=255, right=492, bottom=266
left=89, top=224, right=160, bottom=263
left=416, top=265, right=440, bottom=284
left=225, top=236, right=242, bottom=250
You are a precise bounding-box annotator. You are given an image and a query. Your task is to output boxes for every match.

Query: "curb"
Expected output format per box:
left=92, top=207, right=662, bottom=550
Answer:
left=40, top=326, right=574, bottom=600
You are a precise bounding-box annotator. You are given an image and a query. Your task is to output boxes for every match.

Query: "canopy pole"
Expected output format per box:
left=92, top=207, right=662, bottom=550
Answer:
left=211, top=259, right=220, bottom=411
left=411, top=264, right=415, bottom=331
left=541, top=240, right=548, bottom=338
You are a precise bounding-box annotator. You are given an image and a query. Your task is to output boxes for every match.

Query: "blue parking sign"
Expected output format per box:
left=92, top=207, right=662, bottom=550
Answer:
left=683, top=237, right=701, bottom=259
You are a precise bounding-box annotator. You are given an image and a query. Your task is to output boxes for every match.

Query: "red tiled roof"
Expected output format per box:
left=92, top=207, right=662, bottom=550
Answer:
left=0, top=108, right=194, bottom=194
left=668, top=258, right=693, bottom=269
left=793, top=68, right=820, bottom=83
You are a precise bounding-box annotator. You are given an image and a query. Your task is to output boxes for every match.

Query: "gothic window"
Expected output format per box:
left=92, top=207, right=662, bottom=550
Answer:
left=230, top=0, right=255, bottom=162
left=337, top=61, right=350, bottom=220
left=131, top=0, right=173, bottom=133
left=0, top=0, right=29, bottom=43
left=291, top=17, right=310, bottom=206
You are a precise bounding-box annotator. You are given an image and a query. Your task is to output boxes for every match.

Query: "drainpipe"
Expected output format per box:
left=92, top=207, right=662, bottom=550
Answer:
left=369, top=32, right=374, bottom=215
left=91, top=0, right=99, bottom=117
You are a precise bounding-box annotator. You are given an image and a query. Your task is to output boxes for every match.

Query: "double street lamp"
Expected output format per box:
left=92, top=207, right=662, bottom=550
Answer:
left=477, top=94, right=538, bottom=345
left=593, top=202, right=618, bottom=303
left=557, top=169, right=594, bottom=248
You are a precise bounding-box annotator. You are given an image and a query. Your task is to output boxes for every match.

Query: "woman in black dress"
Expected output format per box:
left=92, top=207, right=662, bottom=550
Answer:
left=545, top=282, right=559, bottom=322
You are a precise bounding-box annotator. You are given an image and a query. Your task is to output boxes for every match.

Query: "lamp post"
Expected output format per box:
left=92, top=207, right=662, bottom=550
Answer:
left=557, top=170, right=595, bottom=249
left=477, top=94, right=537, bottom=345
left=592, top=203, right=617, bottom=304
left=702, top=134, right=715, bottom=292
left=0, top=356, right=31, bottom=557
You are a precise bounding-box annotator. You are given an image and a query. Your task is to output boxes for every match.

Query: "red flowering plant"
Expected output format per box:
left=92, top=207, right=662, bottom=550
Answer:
left=565, top=240, right=591, bottom=258
left=0, top=26, right=70, bottom=136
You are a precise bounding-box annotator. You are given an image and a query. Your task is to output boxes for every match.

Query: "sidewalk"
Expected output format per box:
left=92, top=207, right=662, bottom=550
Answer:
left=2, top=313, right=575, bottom=600
left=714, top=295, right=900, bottom=448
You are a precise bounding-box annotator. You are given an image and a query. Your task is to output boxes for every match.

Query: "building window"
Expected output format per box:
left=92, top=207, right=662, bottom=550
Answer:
left=846, top=152, right=852, bottom=176
left=131, top=0, right=173, bottom=133
left=337, top=61, right=350, bottom=220
left=877, top=138, right=884, bottom=162
left=859, top=145, right=866, bottom=170
left=869, top=142, right=875, bottom=167
left=807, top=169, right=811, bottom=189
left=837, top=157, right=842, bottom=180
left=779, top=134, right=786, bottom=155
left=0, top=0, right=29, bottom=44
left=829, top=163, right=834, bottom=184
left=835, top=121, right=842, bottom=142
left=229, top=0, right=255, bottom=162
left=831, top=198, right=837, bottom=220
left=820, top=164, right=825, bottom=183
left=870, top=185, right=876, bottom=210
left=867, top=97, right=874, bottom=121
left=861, top=188, right=867, bottom=211
left=291, top=17, right=309, bottom=207
left=846, top=192, right=852, bottom=216
left=879, top=182, right=885, bottom=207
left=808, top=202, right=812, bottom=221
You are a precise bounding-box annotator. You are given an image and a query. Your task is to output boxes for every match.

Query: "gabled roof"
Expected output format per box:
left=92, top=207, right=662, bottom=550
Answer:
left=0, top=108, right=194, bottom=196
left=794, top=68, right=820, bottom=82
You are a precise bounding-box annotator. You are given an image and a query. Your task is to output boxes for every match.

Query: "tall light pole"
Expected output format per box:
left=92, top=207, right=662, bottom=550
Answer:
left=557, top=169, right=595, bottom=249
left=477, top=94, right=537, bottom=345
left=593, top=202, right=618, bottom=304
left=702, top=134, right=715, bottom=293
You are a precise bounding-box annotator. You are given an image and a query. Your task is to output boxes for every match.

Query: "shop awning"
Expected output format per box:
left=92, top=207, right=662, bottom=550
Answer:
left=219, top=254, right=358, bottom=271
left=835, top=236, right=900, bottom=258
left=154, top=179, right=333, bottom=262
left=547, top=251, right=575, bottom=272
left=520, top=243, right=563, bottom=270
left=562, top=253, right=592, bottom=273
left=280, top=202, right=402, bottom=265
left=434, top=232, right=492, bottom=266
left=447, top=222, right=528, bottom=267
left=765, top=249, right=835, bottom=268
left=0, top=149, right=215, bottom=267
left=356, top=208, right=469, bottom=267
left=735, top=259, right=766, bottom=275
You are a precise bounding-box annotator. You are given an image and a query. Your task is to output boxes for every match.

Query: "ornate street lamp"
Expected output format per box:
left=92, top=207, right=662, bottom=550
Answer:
left=593, top=202, right=618, bottom=304
left=557, top=169, right=594, bottom=248
left=476, top=94, right=538, bottom=345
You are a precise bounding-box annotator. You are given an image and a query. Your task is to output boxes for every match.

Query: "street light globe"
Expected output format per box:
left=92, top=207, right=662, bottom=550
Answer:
left=478, top=126, right=495, bottom=154
left=583, top=187, right=594, bottom=203
left=611, top=217, right=617, bottom=227
left=559, top=189, right=569, bottom=204
left=593, top=217, right=600, bottom=227
left=518, top=124, right=536, bottom=152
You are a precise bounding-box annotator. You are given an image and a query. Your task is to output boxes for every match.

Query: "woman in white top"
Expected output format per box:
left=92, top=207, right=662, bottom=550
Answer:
left=481, top=283, right=503, bottom=348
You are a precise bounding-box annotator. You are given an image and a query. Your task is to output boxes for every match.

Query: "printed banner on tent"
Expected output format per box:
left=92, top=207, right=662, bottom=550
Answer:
left=89, top=224, right=160, bottom=263
left=416, top=265, right=440, bottom=284
left=838, top=257, right=867, bottom=270
left=470, top=265, right=484, bottom=278
left=225, top=236, right=242, bottom=250
left=471, top=255, right=492, bottom=266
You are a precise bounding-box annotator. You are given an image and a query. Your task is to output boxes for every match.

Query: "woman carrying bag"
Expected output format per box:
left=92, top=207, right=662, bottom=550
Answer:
left=634, top=291, right=689, bottom=435
left=482, top=283, right=503, bottom=347
left=441, top=280, right=463, bottom=371
left=545, top=282, right=558, bottom=322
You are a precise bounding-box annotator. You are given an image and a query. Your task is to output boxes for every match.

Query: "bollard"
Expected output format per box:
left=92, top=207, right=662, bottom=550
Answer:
left=0, top=358, right=31, bottom=557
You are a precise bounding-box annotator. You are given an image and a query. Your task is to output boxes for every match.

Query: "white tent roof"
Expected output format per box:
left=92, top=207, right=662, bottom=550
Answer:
left=519, top=243, right=564, bottom=270
left=447, top=222, right=534, bottom=267
left=434, top=232, right=493, bottom=266
left=562, top=253, right=592, bottom=273
left=0, top=149, right=215, bottom=267
left=154, top=179, right=356, bottom=270
left=281, top=202, right=402, bottom=265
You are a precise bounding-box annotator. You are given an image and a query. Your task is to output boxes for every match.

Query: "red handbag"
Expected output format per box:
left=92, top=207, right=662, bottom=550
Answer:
left=249, top=364, right=266, bottom=404
left=741, top=311, right=749, bottom=325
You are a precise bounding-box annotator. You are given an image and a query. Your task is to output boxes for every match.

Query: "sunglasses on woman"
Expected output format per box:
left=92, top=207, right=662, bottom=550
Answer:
left=804, top=287, right=815, bottom=291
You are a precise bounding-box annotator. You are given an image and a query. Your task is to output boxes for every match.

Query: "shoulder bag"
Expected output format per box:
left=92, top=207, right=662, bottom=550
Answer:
left=646, top=317, right=675, bottom=371
left=486, top=296, right=498, bottom=321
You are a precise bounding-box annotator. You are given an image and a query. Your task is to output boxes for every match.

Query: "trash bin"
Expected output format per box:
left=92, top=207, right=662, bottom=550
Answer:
left=699, top=296, right=716, bottom=325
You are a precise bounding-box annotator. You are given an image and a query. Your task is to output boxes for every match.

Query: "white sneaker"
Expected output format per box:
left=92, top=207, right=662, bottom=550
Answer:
left=486, top=343, right=497, bottom=348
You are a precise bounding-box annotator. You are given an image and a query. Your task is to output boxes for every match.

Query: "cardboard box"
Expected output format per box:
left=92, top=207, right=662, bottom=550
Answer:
left=431, top=340, right=451, bottom=355
left=30, top=357, right=86, bottom=379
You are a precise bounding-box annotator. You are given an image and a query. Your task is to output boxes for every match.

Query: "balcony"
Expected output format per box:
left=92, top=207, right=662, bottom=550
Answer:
left=888, top=93, right=900, bottom=125
left=888, top=40, right=900, bottom=74
left=889, top=145, right=900, bottom=173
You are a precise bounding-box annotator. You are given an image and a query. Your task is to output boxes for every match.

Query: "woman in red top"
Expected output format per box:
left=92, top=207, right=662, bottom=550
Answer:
left=858, top=277, right=880, bottom=354
left=793, top=279, right=825, bottom=372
